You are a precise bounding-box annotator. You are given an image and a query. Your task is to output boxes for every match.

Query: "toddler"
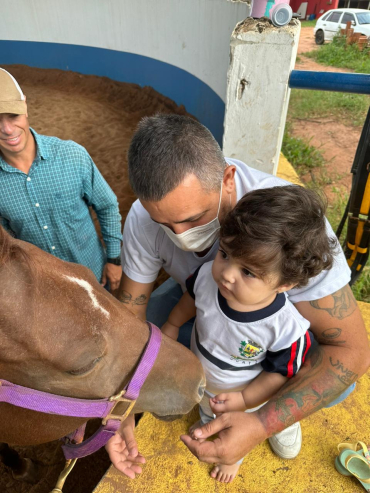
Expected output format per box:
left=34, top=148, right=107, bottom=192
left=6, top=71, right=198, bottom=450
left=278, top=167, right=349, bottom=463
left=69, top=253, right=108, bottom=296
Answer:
left=162, top=185, right=337, bottom=483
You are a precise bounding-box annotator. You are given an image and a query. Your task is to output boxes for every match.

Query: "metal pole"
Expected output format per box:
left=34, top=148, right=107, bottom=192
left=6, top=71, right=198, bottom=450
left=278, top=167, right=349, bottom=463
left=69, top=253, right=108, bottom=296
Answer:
left=289, top=70, right=370, bottom=95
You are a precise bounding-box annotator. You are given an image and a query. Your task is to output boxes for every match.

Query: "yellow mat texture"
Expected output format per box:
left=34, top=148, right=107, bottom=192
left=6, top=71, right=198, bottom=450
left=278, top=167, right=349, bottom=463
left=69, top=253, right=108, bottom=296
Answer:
left=95, top=157, right=370, bottom=493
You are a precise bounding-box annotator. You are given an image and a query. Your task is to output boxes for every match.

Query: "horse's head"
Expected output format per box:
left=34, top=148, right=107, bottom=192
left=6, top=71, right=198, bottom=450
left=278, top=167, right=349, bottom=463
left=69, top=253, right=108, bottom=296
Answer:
left=0, top=227, right=205, bottom=446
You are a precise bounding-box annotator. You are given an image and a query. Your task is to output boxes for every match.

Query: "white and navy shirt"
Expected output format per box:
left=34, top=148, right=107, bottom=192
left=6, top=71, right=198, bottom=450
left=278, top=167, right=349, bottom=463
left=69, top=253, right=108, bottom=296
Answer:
left=121, top=158, right=350, bottom=303
left=186, top=262, right=313, bottom=395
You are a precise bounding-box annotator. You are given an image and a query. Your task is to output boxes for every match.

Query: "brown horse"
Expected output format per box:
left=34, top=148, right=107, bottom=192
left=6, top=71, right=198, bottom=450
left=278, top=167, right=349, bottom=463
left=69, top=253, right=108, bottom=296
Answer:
left=0, top=225, right=205, bottom=481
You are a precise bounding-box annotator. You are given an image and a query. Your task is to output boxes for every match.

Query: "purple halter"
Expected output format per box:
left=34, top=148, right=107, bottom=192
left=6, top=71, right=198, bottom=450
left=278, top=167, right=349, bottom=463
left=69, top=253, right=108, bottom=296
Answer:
left=0, top=322, right=162, bottom=460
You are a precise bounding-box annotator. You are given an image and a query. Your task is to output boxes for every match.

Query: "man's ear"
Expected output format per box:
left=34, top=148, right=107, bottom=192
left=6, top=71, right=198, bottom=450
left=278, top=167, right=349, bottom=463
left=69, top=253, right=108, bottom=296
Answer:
left=223, top=165, right=236, bottom=194
left=277, top=282, right=297, bottom=294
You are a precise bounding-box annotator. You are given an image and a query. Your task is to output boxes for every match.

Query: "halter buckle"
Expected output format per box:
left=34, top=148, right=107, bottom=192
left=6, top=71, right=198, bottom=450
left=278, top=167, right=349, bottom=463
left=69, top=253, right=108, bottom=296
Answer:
left=102, top=389, right=136, bottom=425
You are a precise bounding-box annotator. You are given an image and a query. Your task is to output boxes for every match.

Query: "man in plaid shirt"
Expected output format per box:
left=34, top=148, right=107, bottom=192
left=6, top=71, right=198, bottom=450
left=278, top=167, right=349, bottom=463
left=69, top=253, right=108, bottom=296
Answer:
left=0, top=68, right=122, bottom=290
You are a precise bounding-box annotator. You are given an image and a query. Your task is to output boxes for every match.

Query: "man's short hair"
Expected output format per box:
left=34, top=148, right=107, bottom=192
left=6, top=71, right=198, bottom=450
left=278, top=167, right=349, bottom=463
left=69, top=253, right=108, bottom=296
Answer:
left=220, top=185, right=338, bottom=288
left=128, top=114, right=226, bottom=201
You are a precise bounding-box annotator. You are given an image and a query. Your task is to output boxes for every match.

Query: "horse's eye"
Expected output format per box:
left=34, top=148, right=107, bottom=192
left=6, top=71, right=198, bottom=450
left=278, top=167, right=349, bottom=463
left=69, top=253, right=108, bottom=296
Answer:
left=67, top=355, right=103, bottom=376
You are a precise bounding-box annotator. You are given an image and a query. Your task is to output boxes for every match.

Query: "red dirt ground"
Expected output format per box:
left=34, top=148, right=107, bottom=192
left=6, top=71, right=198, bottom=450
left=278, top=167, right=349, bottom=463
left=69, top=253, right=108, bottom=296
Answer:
left=292, top=27, right=362, bottom=201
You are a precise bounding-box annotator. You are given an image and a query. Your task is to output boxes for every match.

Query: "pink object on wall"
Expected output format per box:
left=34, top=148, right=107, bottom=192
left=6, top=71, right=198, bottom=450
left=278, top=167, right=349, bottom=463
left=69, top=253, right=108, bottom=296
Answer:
left=251, top=1, right=293, bottom=26
left=251, top=0, right=290, bottom=18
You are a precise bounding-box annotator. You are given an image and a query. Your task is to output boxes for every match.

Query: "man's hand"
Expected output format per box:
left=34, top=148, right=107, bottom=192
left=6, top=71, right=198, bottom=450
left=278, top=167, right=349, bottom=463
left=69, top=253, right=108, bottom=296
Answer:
left=101, top=263, right=122, bottom=291
left=181, top=412, right=266, bottom=465
left=161, top=322, right=180, bottom=340
left=105, top=415, right=145, bottom=478
left=210, top=392, right=246, bottom=414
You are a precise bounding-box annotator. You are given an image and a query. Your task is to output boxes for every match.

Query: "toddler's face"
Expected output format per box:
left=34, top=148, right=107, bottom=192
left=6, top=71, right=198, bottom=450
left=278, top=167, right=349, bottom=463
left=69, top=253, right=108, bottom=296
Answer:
left=211, top=247, right=283, bottom=312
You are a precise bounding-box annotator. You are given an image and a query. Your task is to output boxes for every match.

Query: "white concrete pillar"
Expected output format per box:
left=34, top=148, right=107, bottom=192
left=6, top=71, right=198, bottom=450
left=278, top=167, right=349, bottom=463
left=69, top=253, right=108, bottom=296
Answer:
left=222, top=17, right=301, bottom=175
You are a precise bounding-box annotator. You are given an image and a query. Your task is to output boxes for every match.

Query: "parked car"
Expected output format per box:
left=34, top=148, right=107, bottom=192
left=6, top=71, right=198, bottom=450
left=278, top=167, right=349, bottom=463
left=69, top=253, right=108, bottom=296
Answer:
left=313, top=8, right=370, bottom=45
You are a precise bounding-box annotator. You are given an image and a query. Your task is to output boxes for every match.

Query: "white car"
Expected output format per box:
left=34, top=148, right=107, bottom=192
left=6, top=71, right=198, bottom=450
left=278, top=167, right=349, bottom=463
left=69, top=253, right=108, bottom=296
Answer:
left=313, top=8, right=370, bottom=45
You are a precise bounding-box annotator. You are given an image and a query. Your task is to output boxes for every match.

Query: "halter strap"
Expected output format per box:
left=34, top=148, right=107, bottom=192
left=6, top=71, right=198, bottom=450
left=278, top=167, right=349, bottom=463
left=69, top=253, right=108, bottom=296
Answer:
left=0, top=322, right=162, bottom=459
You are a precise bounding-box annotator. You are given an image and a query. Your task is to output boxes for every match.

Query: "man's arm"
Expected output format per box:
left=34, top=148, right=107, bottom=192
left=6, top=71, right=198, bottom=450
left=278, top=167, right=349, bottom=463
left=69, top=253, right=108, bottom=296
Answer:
left=117, top=273, right=155, bottom=320
left=259, top=285, right=369, bottom=431
left=81, top=153, right=123, bottom=283
left=181, top=285, right=370, bottom=464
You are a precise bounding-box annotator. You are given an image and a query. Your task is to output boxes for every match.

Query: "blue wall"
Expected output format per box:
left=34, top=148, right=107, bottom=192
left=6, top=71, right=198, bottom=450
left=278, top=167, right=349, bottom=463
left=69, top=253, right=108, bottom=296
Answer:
left=0, top=41, right=225, bottom=144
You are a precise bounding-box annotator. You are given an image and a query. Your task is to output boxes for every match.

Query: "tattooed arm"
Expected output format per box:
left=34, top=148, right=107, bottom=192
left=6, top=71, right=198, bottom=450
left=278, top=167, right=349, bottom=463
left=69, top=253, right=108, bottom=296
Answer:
left=181, top=285, right=370, bottom=464
left=256, top=284, right=369, bottom=434
left=117, top=273, right=155, bottom=320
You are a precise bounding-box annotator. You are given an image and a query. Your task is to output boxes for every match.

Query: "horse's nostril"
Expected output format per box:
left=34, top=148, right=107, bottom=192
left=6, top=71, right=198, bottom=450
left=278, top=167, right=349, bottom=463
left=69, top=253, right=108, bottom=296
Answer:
left=198, top=381, right=206, bottom=399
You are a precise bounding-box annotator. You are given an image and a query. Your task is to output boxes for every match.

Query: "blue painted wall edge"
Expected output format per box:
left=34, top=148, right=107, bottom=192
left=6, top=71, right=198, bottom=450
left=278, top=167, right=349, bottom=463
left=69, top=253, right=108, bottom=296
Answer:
left=0, top=41, right=225, bottom=145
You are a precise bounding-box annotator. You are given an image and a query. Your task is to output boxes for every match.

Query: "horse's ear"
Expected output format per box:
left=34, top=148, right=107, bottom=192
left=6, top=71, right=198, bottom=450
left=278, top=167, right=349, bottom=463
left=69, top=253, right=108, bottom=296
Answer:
left=0, top=226, right=32, bottom=269
left=0, top=225, right=9, bottom=267
left=0, top=225, right=17, bottom=268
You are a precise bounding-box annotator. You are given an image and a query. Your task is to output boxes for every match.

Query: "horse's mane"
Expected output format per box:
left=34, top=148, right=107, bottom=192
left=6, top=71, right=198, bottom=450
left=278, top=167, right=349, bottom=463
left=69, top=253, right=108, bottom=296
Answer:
left=0, top=225, right=29, bottom=268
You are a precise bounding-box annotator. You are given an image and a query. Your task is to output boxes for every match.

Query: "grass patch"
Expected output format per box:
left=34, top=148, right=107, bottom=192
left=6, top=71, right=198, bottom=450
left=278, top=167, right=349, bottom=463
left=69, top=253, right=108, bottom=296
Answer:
left=352, top=267, right=370, bottom=303
left=304, top=33, right=370, bottom=73
left=300, top=20, right=317, bottom=28
left=326, top=186, right=349, bottom=234
left=288, top=89, right=369, bottom=127
left=281, top=128, right=325, bottom=174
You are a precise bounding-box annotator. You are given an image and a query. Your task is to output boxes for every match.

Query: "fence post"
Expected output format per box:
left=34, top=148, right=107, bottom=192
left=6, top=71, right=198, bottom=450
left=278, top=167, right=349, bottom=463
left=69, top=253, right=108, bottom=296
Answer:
left=222, top=18, right=300, bottom=175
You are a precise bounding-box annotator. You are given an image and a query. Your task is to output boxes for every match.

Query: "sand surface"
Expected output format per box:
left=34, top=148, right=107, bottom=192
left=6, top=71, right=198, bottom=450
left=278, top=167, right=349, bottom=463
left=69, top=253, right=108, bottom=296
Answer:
left=0, top=65, right=188, bottom=493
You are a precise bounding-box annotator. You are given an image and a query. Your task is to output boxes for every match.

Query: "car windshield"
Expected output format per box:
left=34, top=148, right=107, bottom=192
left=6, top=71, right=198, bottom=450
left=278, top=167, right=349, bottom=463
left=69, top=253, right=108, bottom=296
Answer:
left=356, top=12, right=370, bottom=25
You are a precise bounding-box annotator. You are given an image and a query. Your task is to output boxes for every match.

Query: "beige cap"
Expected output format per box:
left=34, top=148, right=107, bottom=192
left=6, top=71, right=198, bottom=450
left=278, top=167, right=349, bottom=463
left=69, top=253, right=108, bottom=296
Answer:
left=0, top=68, right=27, bottom=115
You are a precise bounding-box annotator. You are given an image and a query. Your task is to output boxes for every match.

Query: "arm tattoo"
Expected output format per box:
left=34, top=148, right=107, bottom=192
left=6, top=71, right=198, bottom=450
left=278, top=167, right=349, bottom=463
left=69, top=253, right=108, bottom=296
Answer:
left=119, top=290, right=147, bottom=306
left=132, top=294, right=148, bottom=306
left=315, top=327, right=346, bottom=345
left=329, top=357, right=358, bottom=386
left=309, top=286, right=356, bottom=320
left=257, top=346, right=356, bottom=434
left=119, top=290, right=132, bottom=304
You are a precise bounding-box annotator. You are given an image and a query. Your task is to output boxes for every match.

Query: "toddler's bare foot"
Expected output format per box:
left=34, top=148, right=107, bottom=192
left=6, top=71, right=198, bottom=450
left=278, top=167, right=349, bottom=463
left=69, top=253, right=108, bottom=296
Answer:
left=210, top=463, right=240, bottom=483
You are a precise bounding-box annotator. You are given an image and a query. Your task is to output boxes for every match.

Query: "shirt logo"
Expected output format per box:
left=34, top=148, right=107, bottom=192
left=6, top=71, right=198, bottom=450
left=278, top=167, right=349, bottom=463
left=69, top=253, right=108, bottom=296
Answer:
left=237, top=339, right=264, bottom=359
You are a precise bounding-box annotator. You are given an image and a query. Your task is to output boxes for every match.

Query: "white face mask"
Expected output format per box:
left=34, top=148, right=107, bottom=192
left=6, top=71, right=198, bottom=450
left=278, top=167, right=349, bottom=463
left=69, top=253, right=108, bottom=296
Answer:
left=160, top=183, right=223, bottom=252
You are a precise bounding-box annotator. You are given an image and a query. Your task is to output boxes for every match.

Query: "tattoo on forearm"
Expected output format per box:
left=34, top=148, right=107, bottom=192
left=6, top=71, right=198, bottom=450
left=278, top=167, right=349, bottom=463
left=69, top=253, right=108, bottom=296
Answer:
left=133, top=294, right=147, bottom=306
left=309, top=286, right=356, bottom=320
left=329, top=357, right=358, bottom=386
left=316, top=327, right=346, bottom=345
left=119, top=290, right=147, bottom=306
left=257, top=346, right=354, bottom=435
left=119, top=290, right=132, bottom=304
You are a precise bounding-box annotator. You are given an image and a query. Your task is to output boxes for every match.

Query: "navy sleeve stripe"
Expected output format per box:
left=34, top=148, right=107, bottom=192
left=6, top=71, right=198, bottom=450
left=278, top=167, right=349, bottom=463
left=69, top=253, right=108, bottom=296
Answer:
left=185, top=265, right=202, bottom=299
left=261, top=330, right=314, bottom=377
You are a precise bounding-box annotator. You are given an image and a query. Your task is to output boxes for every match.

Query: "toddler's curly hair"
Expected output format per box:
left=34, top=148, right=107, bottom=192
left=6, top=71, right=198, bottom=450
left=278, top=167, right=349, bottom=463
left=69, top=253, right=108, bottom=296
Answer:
left=220, top=185, right=338, bottom=288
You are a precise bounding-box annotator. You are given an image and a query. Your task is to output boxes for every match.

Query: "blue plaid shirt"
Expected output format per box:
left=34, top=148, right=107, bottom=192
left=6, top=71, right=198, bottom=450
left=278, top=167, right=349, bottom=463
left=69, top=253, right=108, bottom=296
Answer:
left=0, top=128, right=122, bottom=281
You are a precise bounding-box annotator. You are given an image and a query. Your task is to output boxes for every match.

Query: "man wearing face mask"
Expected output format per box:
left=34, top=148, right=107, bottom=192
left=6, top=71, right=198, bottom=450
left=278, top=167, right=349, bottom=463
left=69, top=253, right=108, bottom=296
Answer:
left=108, top=114, right=369, bottom=478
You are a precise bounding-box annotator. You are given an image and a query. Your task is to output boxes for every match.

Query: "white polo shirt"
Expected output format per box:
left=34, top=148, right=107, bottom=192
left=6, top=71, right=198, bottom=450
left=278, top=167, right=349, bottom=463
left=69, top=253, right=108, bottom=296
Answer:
left=121, top=158, right=350, bottom=303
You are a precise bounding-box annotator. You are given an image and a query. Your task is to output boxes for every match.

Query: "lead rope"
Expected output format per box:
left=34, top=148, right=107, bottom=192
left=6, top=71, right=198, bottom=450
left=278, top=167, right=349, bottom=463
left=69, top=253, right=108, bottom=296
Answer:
left=50, top=458, right=78, bottom=493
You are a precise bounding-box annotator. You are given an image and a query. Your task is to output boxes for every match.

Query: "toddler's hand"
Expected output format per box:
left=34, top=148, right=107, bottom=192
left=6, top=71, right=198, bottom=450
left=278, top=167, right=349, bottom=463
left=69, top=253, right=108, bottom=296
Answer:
left=210, top=392, right=246, bottom=414
left=161, top=322, right=179, bottom=341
